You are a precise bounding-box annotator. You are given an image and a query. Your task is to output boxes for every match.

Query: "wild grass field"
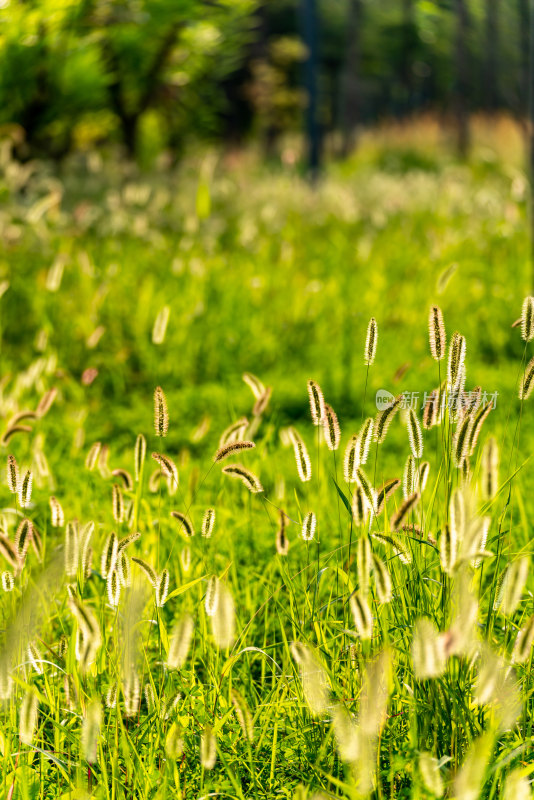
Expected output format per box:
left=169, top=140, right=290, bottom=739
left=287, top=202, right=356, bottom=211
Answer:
left=0, top=128, right=534, bottom=799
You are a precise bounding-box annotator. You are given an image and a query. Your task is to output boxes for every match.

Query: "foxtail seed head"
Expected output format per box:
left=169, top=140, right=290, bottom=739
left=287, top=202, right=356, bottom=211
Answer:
left=201, top=508, right=216, bottom=538
left=322, top=403, right=340, bottom=451
left=307, top=379, right=325, bottom=425
left=167, top=614, right=194, bottom=670
left=521, top=296, right=534, bottom=342
left=222, top=464, right=264, bottom=493
left=428, top=305, right=446, bottom=361
left=302, top=511, right=317, bottom=542
left=288, top=428, right=311, bottom=482
left=153, top=386, right=169, bottom=437
left=134, top=434, right=146, bottom=481
left=364, top=317, right=378, bottom=366
left=214, top=440, right=255, bottom=463
left=7, top=454, right=18, bottom=493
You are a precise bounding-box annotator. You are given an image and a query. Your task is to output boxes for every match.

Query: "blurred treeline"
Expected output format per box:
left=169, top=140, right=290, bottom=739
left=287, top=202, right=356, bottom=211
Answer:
left=0, top=0, right=529, bottom=163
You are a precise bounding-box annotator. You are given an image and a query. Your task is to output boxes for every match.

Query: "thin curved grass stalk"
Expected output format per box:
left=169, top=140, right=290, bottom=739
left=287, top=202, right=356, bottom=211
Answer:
left=85, top=442, right=101, bottom=471
left=497, top=556, right=529, bottom=615
left=65, top=521, right=79, bottom=577
left=49, top=495, right=64, bottom=527
left=322, top=403, right=340, bottom=450
left=355, top=467, right=376, bottom=514
left=480, top=436, right=499, bottom=500
left=350, top=592, right=373, bottom=639
left=290, top=642, right=330, bottom=716
left=231, top=689, right=254, bottom=741
left=6, top=454, right=18, bottom=493
left=155, top=569, right=170, bottom=607
left=112, top=484, right=125, bottom=524
left=428, top=305, right=446, bottom=361
left=15, top=518, right=33, bottom=561
left=201, top=508, right=216, bottom=538
left=101, top=531, right=119, bottom=580
left=107, top=568, right=120, bottom=607
left=447, top=331, right=466, bottom=390
left=364, top=317, right=378, bottom=366
left=372, top=553, right=392, bottom=603
left=352, top=484, right=368, bottom=526
left=134, top=434, right=146, bottom=481
left=412, top=618, right=446, bottom=679
left=375, top=478, right=401, bottom=516
left=307, top=379, right=325, bottom=425
left=343, top=434, right=359, bottom=483
left=439, top=524, right=457, bottom=575
left=219, top=417, right=249, bottom=447
left=513, top=615, right=534, bottom=662
left=407, top=408, right=423, bottom=459
left=2, top=571, right=14, bottom=592
left=211, top=582, right=235, bottom=648
left=200, top=726, right=217, bottom=770
left=1, top=425, right=33, bottom=446
left=151, top=452, right=178, bottom=489
left=519, top=356, right=534, bottom=400
left=82, top=700, right=102, bottom=764
left=131, top=557, right=158, bottom=588
left=453, top=414, right=472, bottom=468
left=357, top=536, right=372, bottom=594
left=253, top=386, right=272, bottom=416
left=222, top=464, right=264, bottom=493
left=111, top=468, right=134, bottom=490
left=521, top=296, right=534, bottom=341
left=167, top=614, right=194, bottom=669
left=276, top=510, right=289, bottom=555
left=302, top=511, right=316, bottom=542
left=288, top=428, right=311, bottom=482
left=467, top=401, right=493, bottom=455
left=214, top=440, right=255, bottom=463
left=36, top=387, right=57, bottom=417
left=153, top=386, right=169, bottom=437
left=170, top=510, right=195, bottom=537
left=403, top=455, right=416, bottom=499
left=374, top=395, right=402, bottom=443
left=19, top=689, right=38, bottom=745
left=242, top=372, right=265, bottom=400
left=152, top=305, right=170, bottom=345
left=19, top=470, right=32, bottom=507
left=391, top=492, right=420, bottom=531
left=357, top=417, right=374, bottom=465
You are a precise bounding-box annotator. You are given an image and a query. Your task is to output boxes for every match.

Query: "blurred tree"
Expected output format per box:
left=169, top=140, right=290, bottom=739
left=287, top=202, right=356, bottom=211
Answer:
left=454, top=0, right=471, bottom=157
left=340, top=0, right=362, bottom=156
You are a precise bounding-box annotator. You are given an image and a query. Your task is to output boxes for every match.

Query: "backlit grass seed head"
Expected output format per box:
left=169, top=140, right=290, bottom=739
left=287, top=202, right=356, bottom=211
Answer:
left=155, top=569, right=170, bottom=607
left=352, top=484, right=369, bottom=526
left=7, top=454, right=19, bottom=493
left=85, top=442, right=101, bottom=471
left=151, top=452, right=178, bottom=489
left=513, top=614, right=534, bottom=663
left=357, top=536, right=372, bottom=595
left=364, top=317, right=378, bottom=365
left=82, top=700, right=102, bottom=764
left=428, top=305, right=446, bottom=361
left=322, top=403, right=340, bottom=450
left=65, top=521, right=79, bottom=577
left=376, top=478, right=401, bottom=516
left=205, top=575, right=220, bottom=617
left=153, top=386, right=169, bottom=437
left=49, top=496, right=64, bottom=527
left=403, top=455, right=416, bottom=499
left=1, top=425, right=33, bottom=447
left=276, top=510, right=289, bottom=556
left=357, top=417, right=374, bottom=465
left=118, top=552, right=131, bottom=587
left=18, top=470, right=32, bottom=507
left=503, top=768, right=532, bottom=800
left=439, top=524, right=457, bottom=574
left=419, top=753, right=444, bottom=798
left=211, top=583, right=236, bottom=649
left=170, top=511, right=195, bottom=537
left=202, top=508, right=216, bottom=538
left=422, top=388, right=440, bottom=429
left=242, top=372, right=265, bottom=400
left=481, top=437, right=499, bottom=500
left=288, top=428, right=312, bottom=482
left=356, top=467, right=376, bottom=515
left=112, top=468, right=134, bottom=490
left=0, top=663, right=13, bottom=700
left=107, top=568, right=120, bottom=607
left=28, top=641, right=43, bottom=674
left=497, top=556, right=529, bottom=616
left=372, top=554, right=392, bottom=603
left=15, top=518, right=33, bottom=561
left=20, top=689, right=38, bottom=745
left=468, top=402, right=493, bottom=455
left=180, top=546, right=191, bottom=573
left=290, top=642, right=330, bottom=716
left=98, top=444, right=110, bottom=478
left=302, top=511, right=316, bottom=542
left=105, top=684, right=117, bottom=709
left=391, top=491, right=420, bottom=531
left=519, top=356, right=534, bottom=400
left=343, top=434, right=359, bottom=482
left=152, top=304, right=170, bottom=345
left=374, top=395, right=402, bottom=443
left=418, top=461, right=430, bottom=493
left=331, top=705, right=359, bottom=763
left=214, top=440, right=255, bottom=463
left=167, top=614, right=194, bottom=670
left=201, top=726, right=217, bottom=770
left=307, top=379, right=325, bottom=425
left=447, top=331, right=466, bottom=391
left=0, top=535, right=21, bottom=573
left=2, top=571, right=14, bottom=592
left=131, top=557, right=157, bottom=587
left=231, top=689, right=254, bottom=741
left=253, top=386, right=272, bottom=416
left=350, top=592, right=373, bottom=639
left=372, top=531, right=412, bottom=564
left=134, top=434, right=146, bottom=481
left=521, top=296, right=534, bottom=341
left=412, top=618, right=446, bottom=679
left=143, top=682, right=155, bottom=712
left=222, top=464, right=264, bottom=493
left=117, top=531, right=140, bottom=553
left=101, top=531, right=119, bottom=580
left=68, top=597, right=102, bottom=670
left=165, top=723, right=184, bottom=759
left=453, top=414, right=472, bottom=468
left=407, top=408, right=423, bottom=459
left=123, top=670, right=141, bottom=717
left=219, top=417, right=249, bottom=447
left=36, top=387, right=57, bottom=418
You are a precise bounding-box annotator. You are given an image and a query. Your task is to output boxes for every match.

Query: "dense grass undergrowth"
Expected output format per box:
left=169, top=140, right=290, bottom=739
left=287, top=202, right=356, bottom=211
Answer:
left=0, top=137, right=533, bottom=798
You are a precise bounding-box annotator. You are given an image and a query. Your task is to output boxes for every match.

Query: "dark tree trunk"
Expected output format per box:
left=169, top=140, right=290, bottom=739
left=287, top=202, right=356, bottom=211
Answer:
left=299, top=0, right=321, bottom=177
left=454, top=0, right=471, bottom=158
left=341, top=0, right=362, bottom=157
left=484, top=0, right=499, bottom=110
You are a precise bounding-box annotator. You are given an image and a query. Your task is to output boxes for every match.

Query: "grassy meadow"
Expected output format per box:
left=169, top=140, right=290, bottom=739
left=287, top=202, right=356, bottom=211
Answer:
left=0, top=123, right=534, bottom=799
